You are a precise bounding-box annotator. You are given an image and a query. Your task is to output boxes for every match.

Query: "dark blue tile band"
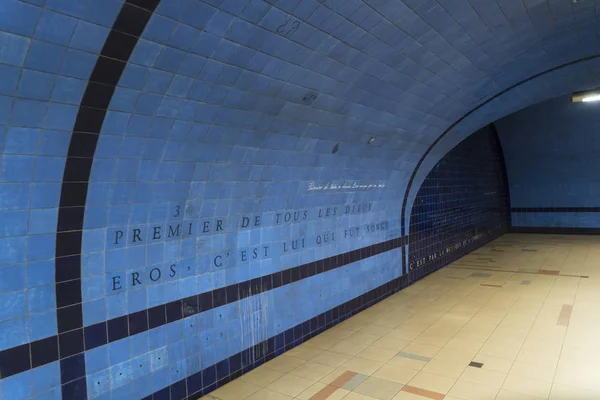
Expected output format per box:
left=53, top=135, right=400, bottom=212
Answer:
left=53, top=0, right=161, bottom=398
left=0, top=235, right=405, bottom=379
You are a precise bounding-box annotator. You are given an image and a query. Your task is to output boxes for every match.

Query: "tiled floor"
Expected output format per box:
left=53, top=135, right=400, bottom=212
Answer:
left=202, top=234, right=600, bottom=400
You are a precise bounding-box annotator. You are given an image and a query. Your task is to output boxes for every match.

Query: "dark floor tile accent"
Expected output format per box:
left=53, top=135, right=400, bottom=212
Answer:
left=469, top=361, right=484, bottom=368
left=521, top=280, right=531, bottom=285
left=470, top=272, right=492, bottom=278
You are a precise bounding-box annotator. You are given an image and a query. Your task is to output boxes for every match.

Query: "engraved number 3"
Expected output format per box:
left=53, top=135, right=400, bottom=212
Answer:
left=174, top=205, right=180, bottom=217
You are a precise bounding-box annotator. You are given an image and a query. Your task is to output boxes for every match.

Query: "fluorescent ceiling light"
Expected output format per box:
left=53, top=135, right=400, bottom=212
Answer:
left=582, top=94, right=600, bottom=103
left=572, top=89, right=600, bottom=103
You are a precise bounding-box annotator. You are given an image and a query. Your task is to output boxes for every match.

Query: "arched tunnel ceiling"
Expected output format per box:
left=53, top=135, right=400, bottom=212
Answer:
left=1, top=0, right=600, bottom=233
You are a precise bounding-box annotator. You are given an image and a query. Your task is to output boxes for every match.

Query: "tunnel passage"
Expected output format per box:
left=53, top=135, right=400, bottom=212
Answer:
left=0, top=0, right=599, bottom=398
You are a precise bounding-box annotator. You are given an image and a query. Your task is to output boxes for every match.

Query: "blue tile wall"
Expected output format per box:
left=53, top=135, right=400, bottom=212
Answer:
left=408, top=125, right=510, bottom=276
left=0, top=0, right=599, bottom=399
left=496, top=95, right=600, bottom=232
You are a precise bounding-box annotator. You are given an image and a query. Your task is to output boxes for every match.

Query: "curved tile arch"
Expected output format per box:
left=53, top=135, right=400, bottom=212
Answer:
left=403, top=54, right=600, bottom=242
left=0, top=0, right=599, bottom=398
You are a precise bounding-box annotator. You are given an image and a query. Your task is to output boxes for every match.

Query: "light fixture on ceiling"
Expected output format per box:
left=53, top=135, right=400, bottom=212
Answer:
left=368, top=137, right=375, bottom=144
left=572, top=89, right=600, bottom=103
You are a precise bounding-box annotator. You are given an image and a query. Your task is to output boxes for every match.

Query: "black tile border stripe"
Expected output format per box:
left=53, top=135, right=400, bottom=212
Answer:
left=511, top=226, right=600, bottom=235
left=0, top=236, right=405, bottom=380
left=511, top=207, right=600, bottom=212
left=53, top=1, right=160, bottom=398
left=400, top=53, right=600, bottom=240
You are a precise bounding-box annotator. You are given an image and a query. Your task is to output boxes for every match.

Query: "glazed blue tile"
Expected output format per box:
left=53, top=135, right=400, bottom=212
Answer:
left=154, top=47, right=186, bottom=72
left=0, top=64, right=20, bottom=96
left=0, top=290, right=26, bottom=321
left=70, top=20, right=109, bottom=52
left=110, top=361, right=132, bottom=389
left=10, top=99, right=46, bottom=128
left=29, top=310, right=57, bottom=341
left=0, top=316, right=28, bottom=350
left=144, top=15, right=178, bottom=45
left=109, top=338, right=131, bottom=365
left=51, top=76, right=86, bottom=104
left=0, top=31, right=30, bottom=66
left=24, top=40, right=66, bottom=74
left=120, top=64, right=150, bottom=90
left=0, top=0, right=40, bottom=36
left=0, top=96, right=12, bottom=125
left=0, top=263, right=26, bottom=292
left=134, top=93, right=163, bottom=115
left=1, top=156, right=35, bottom=182
left=130, top=39, right=164, bottom=67
left=83, top=298, right=107, bottom=326
left=34, top=10, right=78, bottom=45
left=27, top=233, right=55, bottom=261
left=34, top=157, right=66, bottom=182
left=2, top=370, right=32, bottom=399
left=27, top=259, right=54, bottom=287
left=168, top=23, right=200, bottom=51
left=87, top=369, right=111, bottom=398
left=60, top=49, right=96, bottom=79
left=31, top=362, right=60, bottom=395
left=30, top=183, right=60, bottom=208
left=81, top=0, right=121, bottom=27
left=144, top=70, right=173, bottom=94
left=5, top=127, right=41, bottom=155
left=44, top=103, right=78, bottom=130
left=27, top=284, right=55, bottom=313
left=110, top=87, right=140, bottom=113
left=38, top=129, right=70, bottom=156
left=28, top=208, right=58, bottom=234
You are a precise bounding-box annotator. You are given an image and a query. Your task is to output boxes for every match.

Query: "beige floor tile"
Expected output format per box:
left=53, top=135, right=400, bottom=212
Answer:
left=496, top=389, right=545, bottom=400
left=503, top=374, right=553, bottom=399
left=266, top=373, right=315, bottom=397
left=407, top=371, right=456, bottom=394
left=471, top=354, right=514, bottom=373
left=290, top=361, right=335, bottom=381
left=311, top=350, right=354, bottom=367
left=373, top=337, right=410, bottom=351
left=372, top=365, right=418, bottom=384
left=346, top=332, right=381, bottom=346
left=550, top=383, right=600, bottom=399
left=391, top=391, right=437, bottom=400
left=239, top=366, right=286, bottom=386
left=209, top=380, right=261, bottom=400
left=421, top=359, right=467, bottom=379
left=306, top=336, right=340, bottom=350
left=459, top=366, right=506, bottom=388
left=510, top=361, right=556, bottom=382
left=320, top=368, right=350, bottom=386
left=433, top=347, right=477, bottom=365
left=353, top=376, right=404, bottom=400
left=263, top=355, right=305, bottom=372
left=401, top=343, right=441, bottom=358
left=343, top=392, right=380, bottom=400
left=329, top=340, right=370, bottom=356
left=244, top=388, right=294, bottom=400
left=447, top=380, right=499, bottom=400
left=386, top=329, right=422, bottom=342
left=357, top=346, right=399, bottom=363
left=342, top=357, right=384, bottom=375
left=295, top=382, right=327, bottom=400
left=286, top=345, right=323, bottom=361
left=385, top=355, right=428, bottom=371
left=360, top=324, right=394, bottom=336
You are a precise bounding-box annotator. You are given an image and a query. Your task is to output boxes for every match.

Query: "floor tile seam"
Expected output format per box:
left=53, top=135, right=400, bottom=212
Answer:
left=486, top=272, right=564, bottom=396
left=398, top=259, right=500, bottom=364
left=549, top=275, right=584, bottom=388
